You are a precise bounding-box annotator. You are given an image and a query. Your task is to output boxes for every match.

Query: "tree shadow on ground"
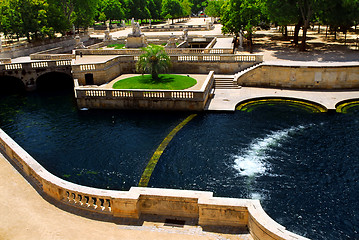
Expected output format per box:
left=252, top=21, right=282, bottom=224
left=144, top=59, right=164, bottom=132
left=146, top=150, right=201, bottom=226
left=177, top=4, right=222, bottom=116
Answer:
left=251, top=32, right=359, bottom=62
left=138, top=75, right=174, bottom=84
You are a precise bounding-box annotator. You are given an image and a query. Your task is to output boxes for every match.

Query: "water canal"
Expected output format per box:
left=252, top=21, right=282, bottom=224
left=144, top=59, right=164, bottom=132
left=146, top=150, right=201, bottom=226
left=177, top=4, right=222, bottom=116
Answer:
left=0, top=89, right=358, bottom=240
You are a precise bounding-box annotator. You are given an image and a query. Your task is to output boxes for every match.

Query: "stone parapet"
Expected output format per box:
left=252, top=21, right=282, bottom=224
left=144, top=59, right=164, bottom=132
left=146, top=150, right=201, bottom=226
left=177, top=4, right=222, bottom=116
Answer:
left=0, top=127, right=309, bottom=240
left=237, top=63, right=359, bottom=89
left=74, top=71, right=215, bottom=111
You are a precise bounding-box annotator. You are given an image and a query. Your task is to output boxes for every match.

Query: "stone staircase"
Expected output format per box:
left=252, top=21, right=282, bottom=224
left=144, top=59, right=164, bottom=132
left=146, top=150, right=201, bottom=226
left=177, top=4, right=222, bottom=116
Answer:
left=213, top=63, right=263, bottom=90
left=234, top=63, right=263, bottom=82
left=214, top=75, right=241, bottom=89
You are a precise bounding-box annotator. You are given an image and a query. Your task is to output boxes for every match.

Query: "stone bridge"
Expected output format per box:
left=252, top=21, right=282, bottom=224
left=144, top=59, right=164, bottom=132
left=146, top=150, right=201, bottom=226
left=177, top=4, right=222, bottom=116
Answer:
left=0, top=60, right=72, bottom=91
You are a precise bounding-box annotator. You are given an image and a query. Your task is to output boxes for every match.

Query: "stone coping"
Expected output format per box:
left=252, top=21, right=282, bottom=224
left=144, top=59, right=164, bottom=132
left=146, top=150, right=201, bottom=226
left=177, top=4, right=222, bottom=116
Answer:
left=102, top=74, right=208, bottom=91
left=263, top=60, right=359, bottom=67
left=0, top=124, right=308, bottom=240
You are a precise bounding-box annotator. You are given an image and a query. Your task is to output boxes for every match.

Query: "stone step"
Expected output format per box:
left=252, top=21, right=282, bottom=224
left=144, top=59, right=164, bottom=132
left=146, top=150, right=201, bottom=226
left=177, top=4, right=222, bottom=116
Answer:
left=213, top=74, right=241, bottom=89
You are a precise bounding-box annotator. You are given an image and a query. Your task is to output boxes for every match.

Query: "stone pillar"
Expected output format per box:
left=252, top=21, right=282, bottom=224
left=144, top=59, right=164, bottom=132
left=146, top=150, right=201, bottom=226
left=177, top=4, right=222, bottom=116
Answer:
left=104, top=30, right=113, bottom=42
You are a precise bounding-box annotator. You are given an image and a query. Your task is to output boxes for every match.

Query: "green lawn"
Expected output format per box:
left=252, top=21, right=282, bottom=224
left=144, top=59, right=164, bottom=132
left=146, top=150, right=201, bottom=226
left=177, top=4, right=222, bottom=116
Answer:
left=112, top=74, right=197, bottom=90
left=107, top=43, right=125, bottom=49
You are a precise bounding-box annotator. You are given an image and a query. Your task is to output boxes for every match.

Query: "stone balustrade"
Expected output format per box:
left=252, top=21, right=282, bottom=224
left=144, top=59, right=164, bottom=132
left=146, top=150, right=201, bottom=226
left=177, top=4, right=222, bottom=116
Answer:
left=0, top=127, right=308, bottom=240
left=0, top=58, right=11, bottom=64
left=30, top=53, right=75, bottom=61
left=0, top=60, right=72, bottom=71
left=75, top=71, right=215, bottom=111
left=141, top=25, right=208, bottom=32
left=75, top=48, right=235, bottom=55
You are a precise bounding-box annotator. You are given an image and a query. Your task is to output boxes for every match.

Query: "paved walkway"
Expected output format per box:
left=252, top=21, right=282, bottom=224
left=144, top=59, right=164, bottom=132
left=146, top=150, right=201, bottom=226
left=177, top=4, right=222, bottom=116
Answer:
left=0, top=151, right=252, bottom=240
left=207, top=87, right=359, bottom=111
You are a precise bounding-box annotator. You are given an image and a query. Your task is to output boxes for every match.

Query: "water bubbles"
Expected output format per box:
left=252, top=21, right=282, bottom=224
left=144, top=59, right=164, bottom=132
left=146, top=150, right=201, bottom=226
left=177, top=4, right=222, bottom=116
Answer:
left=233, top=126, right=305, bottom=177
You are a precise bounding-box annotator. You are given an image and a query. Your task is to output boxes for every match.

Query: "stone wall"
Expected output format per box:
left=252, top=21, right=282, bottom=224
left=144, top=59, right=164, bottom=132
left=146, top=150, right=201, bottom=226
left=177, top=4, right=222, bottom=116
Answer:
left=237, top=64, right=359, bottom=89
left=74, top=71, right=215, bottom=111
left=72, top=54, right=263, bottom=86
left=0, top=60, right=72, bottom=91
left=0, top=127, right=308, bottom=240
left=0, top=34, right=89, bottom=59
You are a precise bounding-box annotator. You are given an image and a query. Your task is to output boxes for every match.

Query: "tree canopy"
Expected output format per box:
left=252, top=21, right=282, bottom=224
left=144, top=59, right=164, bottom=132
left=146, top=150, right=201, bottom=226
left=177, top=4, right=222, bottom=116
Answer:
left=1, top=0, right=359, bottom=50
left=136, top=44, right=171, bottom=81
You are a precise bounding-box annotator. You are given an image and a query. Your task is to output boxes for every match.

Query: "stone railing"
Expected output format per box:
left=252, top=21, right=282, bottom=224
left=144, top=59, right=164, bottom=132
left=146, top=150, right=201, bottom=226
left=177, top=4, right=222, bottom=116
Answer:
left=30, top=53, right=75, bottom=61
left=0, top=60, right=72, bottom=70
left=0, top=127, right=308, bottom=240
left=141, top=24, right=207, bottom=32
left=74, top=48, right=235, bottom=55
left=0, top=58, right=12, bottom=64
left=205, top=37, right=217, bottom=49
left=171, top=54, right=262, bottom=62
left=75, top=71, right=215, bottom=111
left=0, top=34, right=89, bottom=59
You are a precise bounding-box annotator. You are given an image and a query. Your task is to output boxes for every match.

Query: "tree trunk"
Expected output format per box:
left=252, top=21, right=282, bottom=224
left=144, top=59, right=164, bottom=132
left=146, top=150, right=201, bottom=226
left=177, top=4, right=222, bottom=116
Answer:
left=293, top=20, right=302, bottom=45
left=300, top=20, right=309, bottom=51
left=334, top=28, right=337, bottom=40
left=325, top=25, right=328, bottom=38
left=248, top=32, right=253, bottom=53
left=318, top=24, right=320, bottom=33
left=344, top=31, right=347, bottom=46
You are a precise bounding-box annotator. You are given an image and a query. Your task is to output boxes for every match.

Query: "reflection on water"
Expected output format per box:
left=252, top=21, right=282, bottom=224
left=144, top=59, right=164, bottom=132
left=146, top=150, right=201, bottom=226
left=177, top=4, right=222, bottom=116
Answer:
left=1, top=91, right=359, bottom=240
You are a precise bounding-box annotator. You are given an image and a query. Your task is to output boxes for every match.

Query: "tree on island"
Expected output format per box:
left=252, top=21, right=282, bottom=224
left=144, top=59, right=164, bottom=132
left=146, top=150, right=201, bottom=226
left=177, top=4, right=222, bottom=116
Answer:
left=136, top=44, right=171, bottom=81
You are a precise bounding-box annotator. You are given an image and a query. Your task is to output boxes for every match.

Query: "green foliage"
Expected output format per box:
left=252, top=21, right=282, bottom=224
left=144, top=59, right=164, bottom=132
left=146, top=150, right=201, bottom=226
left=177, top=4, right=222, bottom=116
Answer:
left=107, top=43, right=125, bottom=49
left=205, top=0, right=224, bottom=18
left=221, top=0, right=263, bottom=52
left=100, top=0, right=125, bottom=24
left=181, top=0, right=193, bottom=16
left=263, top=0, right=299, bottom=26
left=162, top=0, right=184, bottom=22
left=136, top=44, right=171, bottom=81
left=125, top=0, right=151, bottom=19
left=191, top=0, right=207, bottom=14
left=319, top=0, right=359, bottom=33
left=221, top=0, right=262, bottom=35
left=113, top=74, right=197, bottom=90
left=147, top=0, right=162, bottom=19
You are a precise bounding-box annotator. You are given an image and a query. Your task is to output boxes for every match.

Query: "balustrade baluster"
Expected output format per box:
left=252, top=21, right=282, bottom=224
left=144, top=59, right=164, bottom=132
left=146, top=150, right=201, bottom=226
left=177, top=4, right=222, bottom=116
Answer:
left=81, top=195, right=87, bottom=206
left=75, top=194, right=81, bottom=204
left=88, top=197, right=95, bottom=209
left=69, top=192, right=75, bottom=203
left=96, top=198, right=103, bottom=210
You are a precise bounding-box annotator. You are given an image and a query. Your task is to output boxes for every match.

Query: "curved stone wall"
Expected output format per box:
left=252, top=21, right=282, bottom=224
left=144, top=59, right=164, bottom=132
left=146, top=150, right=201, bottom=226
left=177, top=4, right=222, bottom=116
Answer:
left=0, top=128, right=308, bottom=240
left=237, top=63, right=359, bottom=89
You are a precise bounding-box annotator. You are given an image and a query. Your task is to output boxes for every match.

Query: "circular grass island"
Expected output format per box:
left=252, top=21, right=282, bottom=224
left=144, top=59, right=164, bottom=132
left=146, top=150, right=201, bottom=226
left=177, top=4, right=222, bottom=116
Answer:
left=112, top=74, right=197, bottom=90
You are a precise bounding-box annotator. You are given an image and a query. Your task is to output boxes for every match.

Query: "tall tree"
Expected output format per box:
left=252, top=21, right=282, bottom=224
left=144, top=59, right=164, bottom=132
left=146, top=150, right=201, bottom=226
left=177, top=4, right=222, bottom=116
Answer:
left=161, top=0, right=183, bottom=23
left=320, top=0, right=359, bottom=42
left=205, top=0, right=225, bottom=18
left=100, top=0, right=125, bottom=24
left=264, top=0, right=301, bottom=42
left=181, top=0, right=193, bottom=17
left=221, top=0, right=262, bottom=52
left=191, top=0, right=207, bottom=15
left=147, top=0, right=162, bottom=20
left=71, top=0, right=98, bottom=30
left=125, top=0, right=150, bottom=20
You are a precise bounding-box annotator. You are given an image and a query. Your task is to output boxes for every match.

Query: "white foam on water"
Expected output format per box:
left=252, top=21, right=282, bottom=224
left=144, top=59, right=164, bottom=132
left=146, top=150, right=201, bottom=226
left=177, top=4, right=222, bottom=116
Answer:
left=233, top=126, right=304, bottom=177
left=250, top=192, right=263, bottom=200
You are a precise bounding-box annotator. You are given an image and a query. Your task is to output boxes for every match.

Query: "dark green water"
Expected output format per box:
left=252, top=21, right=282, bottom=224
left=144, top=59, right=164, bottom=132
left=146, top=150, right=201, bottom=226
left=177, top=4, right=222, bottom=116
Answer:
left=1, top=90, right=358, bottom=240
